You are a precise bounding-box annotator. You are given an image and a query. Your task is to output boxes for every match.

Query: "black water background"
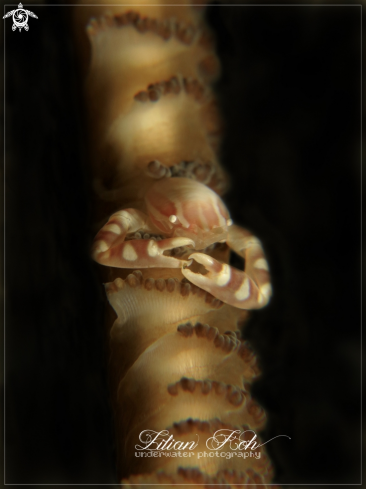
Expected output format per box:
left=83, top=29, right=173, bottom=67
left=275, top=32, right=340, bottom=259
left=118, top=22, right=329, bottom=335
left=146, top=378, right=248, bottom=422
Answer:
left=4, top=2, right=362, bottom=484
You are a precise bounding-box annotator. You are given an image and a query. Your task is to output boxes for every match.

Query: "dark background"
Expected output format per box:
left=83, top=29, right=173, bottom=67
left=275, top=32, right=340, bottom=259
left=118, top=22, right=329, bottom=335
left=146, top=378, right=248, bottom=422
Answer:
left=4, top=1, right=362, bottom=485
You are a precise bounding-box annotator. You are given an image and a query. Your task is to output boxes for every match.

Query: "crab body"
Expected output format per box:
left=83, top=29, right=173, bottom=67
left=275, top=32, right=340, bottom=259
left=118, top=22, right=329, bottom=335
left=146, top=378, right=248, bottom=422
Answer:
left=93, top=176, right=271, bottom=310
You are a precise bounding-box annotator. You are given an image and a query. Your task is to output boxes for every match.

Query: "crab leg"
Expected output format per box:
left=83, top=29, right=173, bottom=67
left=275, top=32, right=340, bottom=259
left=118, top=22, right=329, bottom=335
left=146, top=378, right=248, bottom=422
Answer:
left=182, top=224, right=272, bottom=309
left=92, top=208, right=195, bottom=269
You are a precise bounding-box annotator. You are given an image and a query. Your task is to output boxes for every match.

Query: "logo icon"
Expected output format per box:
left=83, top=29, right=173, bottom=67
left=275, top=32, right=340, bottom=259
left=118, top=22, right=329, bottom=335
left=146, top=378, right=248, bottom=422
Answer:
left=3, top=3, right=38, bottom=31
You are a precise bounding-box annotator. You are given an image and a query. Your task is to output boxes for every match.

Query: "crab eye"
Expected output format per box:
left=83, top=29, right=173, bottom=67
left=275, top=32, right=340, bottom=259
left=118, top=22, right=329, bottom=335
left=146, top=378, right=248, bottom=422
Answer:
left=145, top=177, right=230, bottom=235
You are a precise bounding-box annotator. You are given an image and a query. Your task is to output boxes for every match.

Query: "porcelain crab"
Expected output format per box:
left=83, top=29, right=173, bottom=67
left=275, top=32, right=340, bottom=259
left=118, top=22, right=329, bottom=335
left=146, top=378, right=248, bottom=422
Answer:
left=92, top=177, right=272, bottom=310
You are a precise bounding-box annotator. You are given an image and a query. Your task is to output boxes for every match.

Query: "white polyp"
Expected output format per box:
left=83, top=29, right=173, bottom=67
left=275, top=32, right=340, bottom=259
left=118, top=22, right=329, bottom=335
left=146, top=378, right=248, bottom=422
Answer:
left=122, top=243, right=138, bottom=261
left=234, top=278, right=250, bottom=301
left=169, top=214, right=177, bottom=223
left=254, top=258, right=269, bottom=271
left=226, top=218, right=233, bottom=226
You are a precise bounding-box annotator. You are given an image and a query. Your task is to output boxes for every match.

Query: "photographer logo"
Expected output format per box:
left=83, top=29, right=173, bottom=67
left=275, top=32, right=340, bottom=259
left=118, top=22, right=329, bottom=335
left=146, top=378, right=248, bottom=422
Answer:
left=3, top=3, right=38, bottom=32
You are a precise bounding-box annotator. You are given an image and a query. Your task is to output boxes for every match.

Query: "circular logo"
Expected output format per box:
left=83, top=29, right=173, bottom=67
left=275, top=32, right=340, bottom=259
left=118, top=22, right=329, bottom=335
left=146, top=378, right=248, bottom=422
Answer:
left=13, top=8, right=28, bottom=31
left=3, top=3, right=38, bottom=32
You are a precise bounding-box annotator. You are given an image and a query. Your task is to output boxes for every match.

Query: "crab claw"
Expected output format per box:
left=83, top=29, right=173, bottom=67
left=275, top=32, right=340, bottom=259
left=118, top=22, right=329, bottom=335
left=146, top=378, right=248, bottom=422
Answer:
left=94, top=236, right=195, bottom=269
left=92, top=208, right=148, bottom=257
left=181, top=252, right=272, bottom=309
left=92, top=207, right=195, bottom=268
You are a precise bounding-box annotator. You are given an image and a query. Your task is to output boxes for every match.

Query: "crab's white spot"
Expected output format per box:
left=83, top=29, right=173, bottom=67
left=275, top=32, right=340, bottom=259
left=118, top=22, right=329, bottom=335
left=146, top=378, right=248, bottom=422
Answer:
left=104, top=223, right=121, bottom=235
left=147, top=239, right=159, bottom=257
left=216, top=264, right=231, bottom=286
left=94, top=240, right=109, bottom=253
left=235, top=278, right=250, bottom=301
left=226, top=218, right=233, bottom=226
left=242, top=237, right=261, bottom=251
left=259, top=283, right=272, bottom=303
left=254, top=258, right=269, bottom=271
left=122, top=243, right=138, bottom=261
left=169, top=215, right=177, bottom=223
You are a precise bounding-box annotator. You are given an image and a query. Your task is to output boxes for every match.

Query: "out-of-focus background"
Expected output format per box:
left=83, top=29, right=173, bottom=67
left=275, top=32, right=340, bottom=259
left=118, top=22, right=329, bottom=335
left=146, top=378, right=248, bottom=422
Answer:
left=3, top=0, right=362, bottom=485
